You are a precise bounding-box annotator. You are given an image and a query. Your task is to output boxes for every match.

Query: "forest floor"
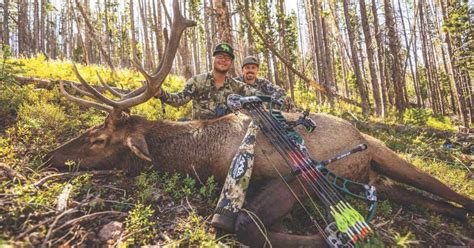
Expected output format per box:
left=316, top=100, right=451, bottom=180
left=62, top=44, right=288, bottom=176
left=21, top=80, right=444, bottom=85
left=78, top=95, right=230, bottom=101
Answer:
left=1, top=105, right=473, bottom=247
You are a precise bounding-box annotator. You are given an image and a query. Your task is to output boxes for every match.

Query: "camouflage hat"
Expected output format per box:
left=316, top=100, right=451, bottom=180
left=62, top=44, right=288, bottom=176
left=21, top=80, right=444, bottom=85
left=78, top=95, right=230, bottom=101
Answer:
left=213, top=43, right=235, bottom=60
left=241, top=56, right=259, bottom=68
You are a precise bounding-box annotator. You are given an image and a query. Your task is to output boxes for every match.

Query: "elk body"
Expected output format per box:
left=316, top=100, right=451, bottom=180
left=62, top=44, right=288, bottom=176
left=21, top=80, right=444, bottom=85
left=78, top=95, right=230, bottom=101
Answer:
left=44, top=1, right=473, bottom=246
left=46, top=111, right=473, bottom=220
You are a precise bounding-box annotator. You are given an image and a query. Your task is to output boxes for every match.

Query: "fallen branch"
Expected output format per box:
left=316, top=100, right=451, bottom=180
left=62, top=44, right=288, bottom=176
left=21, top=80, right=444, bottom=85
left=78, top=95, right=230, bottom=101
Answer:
left=52, top=211, right=127, bottom=233
left=0, top=163, right=28, bottom=182
left=42, top=208, right=80, bottom=248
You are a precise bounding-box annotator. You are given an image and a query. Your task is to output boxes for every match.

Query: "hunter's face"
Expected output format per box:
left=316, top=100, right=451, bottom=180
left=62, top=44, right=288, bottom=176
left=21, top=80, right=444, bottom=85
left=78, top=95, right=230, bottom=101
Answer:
left=242, top=64, right=259, bottom=84
left=213, top=53, right=233, bottom=73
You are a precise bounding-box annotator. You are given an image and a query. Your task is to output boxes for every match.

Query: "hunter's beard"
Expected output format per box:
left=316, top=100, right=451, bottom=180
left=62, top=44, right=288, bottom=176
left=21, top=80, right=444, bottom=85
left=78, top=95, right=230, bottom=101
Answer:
left=214, top=67, right=230, bottom=74
left=245, top=74, right=256, bottom=82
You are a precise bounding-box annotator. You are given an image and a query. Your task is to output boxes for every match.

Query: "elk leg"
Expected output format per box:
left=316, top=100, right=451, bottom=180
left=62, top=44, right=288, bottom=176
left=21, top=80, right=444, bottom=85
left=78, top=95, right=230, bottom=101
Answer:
left=373, top=177, right=468, bottom=220
left=234, top=178, right=326, bottom=247
left=366, top=134, right=474, bottom=212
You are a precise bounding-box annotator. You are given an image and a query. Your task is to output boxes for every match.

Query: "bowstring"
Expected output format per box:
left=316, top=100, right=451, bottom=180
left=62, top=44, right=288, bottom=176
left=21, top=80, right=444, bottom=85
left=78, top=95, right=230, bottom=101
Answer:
left=245, top=102, right=370, bottom=242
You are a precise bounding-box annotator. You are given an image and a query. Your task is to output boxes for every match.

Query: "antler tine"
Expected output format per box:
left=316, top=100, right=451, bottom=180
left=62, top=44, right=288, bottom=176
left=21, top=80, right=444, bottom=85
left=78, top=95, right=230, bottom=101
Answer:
left=96, top=71, right=126, bottom=98
left=115, top=0, right=196, bottom=109
left=69, top=81, right=96, bottom=99
left=149, top=0, right=196, bottom=80
left=59, top=81, right=113, bottom=113
left=72, top=64, right=121, bottom=108
left=130, top=56, right=154, bottom=87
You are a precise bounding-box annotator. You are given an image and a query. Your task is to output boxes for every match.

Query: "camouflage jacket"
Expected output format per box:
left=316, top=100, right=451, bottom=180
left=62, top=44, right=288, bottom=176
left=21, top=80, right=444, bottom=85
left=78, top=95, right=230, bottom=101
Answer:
left=160, top=72, right=259, bottom=120
left=234, top=76, right=286, bottom=100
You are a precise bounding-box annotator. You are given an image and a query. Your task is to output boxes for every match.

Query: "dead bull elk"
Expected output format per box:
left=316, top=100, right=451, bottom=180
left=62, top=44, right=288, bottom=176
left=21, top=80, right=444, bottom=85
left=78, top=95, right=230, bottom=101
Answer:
left=45, top=0, right=472, bottom=246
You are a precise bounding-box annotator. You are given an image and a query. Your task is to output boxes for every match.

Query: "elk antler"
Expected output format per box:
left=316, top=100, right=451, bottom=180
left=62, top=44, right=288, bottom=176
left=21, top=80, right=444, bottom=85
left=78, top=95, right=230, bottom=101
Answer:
left=60, top=0, right=196, bottom=113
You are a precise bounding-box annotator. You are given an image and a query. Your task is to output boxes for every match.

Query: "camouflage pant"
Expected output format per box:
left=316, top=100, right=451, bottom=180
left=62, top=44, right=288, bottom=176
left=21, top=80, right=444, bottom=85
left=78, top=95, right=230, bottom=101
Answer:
left=211, top=121, right=258, bottom=232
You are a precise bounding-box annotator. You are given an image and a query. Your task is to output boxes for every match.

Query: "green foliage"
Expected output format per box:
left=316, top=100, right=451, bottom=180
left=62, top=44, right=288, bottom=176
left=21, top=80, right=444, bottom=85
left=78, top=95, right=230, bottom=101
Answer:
left=134, top=171, right=161, bottom=203
left=0, top=45, right=26, bottom=115
left=12, top=55, right=190, bottom=121
left=3, top=173, right=93, bottom=222
left=393, top=231, right=417, bottom=248
left=199, top=176, right=218, bottom=202
left=356, top=234, right=386, bottom=248
left=403, top=108, right=432, bottom=125
left=124, top=203, right=156, bottom=245
left=442, top=1, right=473, bottom=69
left=377, top=200, right=393, bottom=217
left=403, top=108, right=454, bottom=131
left=162, top=172, right=196, bottom=200
left=176, top=212, right=221, bottom=247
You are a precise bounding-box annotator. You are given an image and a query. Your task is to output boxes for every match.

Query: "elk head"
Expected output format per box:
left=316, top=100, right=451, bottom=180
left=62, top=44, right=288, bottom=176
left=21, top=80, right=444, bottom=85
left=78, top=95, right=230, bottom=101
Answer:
left=44, top=0, right=195, bottom=174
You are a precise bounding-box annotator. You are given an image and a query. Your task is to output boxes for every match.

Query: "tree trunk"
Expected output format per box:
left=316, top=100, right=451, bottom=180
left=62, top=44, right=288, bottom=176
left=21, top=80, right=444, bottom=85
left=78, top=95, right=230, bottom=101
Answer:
left=129, top=0, right=138, bottom=60
left=371, top=0, right=388, bottom=116
left=47, top=14, right=57, bottom=59
left=17, top=0, right=29, bottom=56
left=321, top=15, right=334, bottom=104
left=33, top=0, right=40, bottom=53
left=400, top=0, right=422, bottom=108
left=138, top=0, right=153, bottom=69
left=440, top=0, right=470, bottom=127
left=213, top=0, right=234, bottom=75
left=419, top=0, right=438, bottom=113
left=152, top=0, right=163, bottom=60
left=179, top=2, right=192, bottom=79
left=384, top=0, right=406, bottom=116
left=2, top=0, right=9, bottom=46
left=104, top=0, right=112, bottom=65
left=277, top=0, right=293, bottom=96
left=213, top=0, right=233, bottom=44
left=204, top=0, right=213, bottom=71
left=75, top=0, right=114, bottom=69
left=304, top=0, right=320, bottom=83
left=310, top=0, right=325, bottom=88
left=359, top=0, right=382, bottom=116
left=245, top=0, right=256, bottom=55
left=343, top=0, right=370, bottom=115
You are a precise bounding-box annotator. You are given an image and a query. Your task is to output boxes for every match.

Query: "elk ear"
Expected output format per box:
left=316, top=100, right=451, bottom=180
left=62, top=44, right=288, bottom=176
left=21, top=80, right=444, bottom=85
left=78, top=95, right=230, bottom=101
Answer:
left=125, top=136, right=152, bottom=162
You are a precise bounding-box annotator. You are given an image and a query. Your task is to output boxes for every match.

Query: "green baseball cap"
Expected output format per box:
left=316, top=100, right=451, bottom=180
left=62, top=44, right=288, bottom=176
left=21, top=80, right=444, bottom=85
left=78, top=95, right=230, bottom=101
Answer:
left=213, top=43, right=235, bottom=60
left=242, top=56, right=259, bottom=68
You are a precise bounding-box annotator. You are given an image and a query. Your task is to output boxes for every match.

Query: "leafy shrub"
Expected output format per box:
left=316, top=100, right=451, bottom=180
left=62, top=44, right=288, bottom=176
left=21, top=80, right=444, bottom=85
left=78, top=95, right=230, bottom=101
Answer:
left=403, top=108, right=454, bottom=131
left=176, top=212, right=221, bottom=246
left=403, top=108, right=431, bottom=126
left=124, top=203, right=156, bottom=245
left=162, top=173, right=196, bottom=200
left=199, top=176, right=218, bottom=202
left=134, top=171, right=160, bottom=203
left=0, top=46, right=26, bottom=117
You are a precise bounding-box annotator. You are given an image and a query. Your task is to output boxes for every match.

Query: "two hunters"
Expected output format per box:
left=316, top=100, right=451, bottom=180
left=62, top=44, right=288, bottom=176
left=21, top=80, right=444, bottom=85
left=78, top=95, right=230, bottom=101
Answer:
left=154, top=43, right=286, bottom=120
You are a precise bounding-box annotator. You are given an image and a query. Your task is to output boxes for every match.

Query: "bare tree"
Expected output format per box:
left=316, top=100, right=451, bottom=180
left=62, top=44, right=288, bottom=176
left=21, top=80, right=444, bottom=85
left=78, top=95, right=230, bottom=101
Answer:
left=75, top=0, right=114, bottom=69
left=343, top=0, right=370, bottom=115
left=385, top=0, right=407, bottom=115
left=359, top=0, right=383, bottom=116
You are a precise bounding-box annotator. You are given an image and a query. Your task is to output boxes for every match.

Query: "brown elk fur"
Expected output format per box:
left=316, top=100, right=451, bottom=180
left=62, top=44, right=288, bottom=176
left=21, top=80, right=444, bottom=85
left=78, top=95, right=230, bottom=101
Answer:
left=47, top=112, right=473, bottom=217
